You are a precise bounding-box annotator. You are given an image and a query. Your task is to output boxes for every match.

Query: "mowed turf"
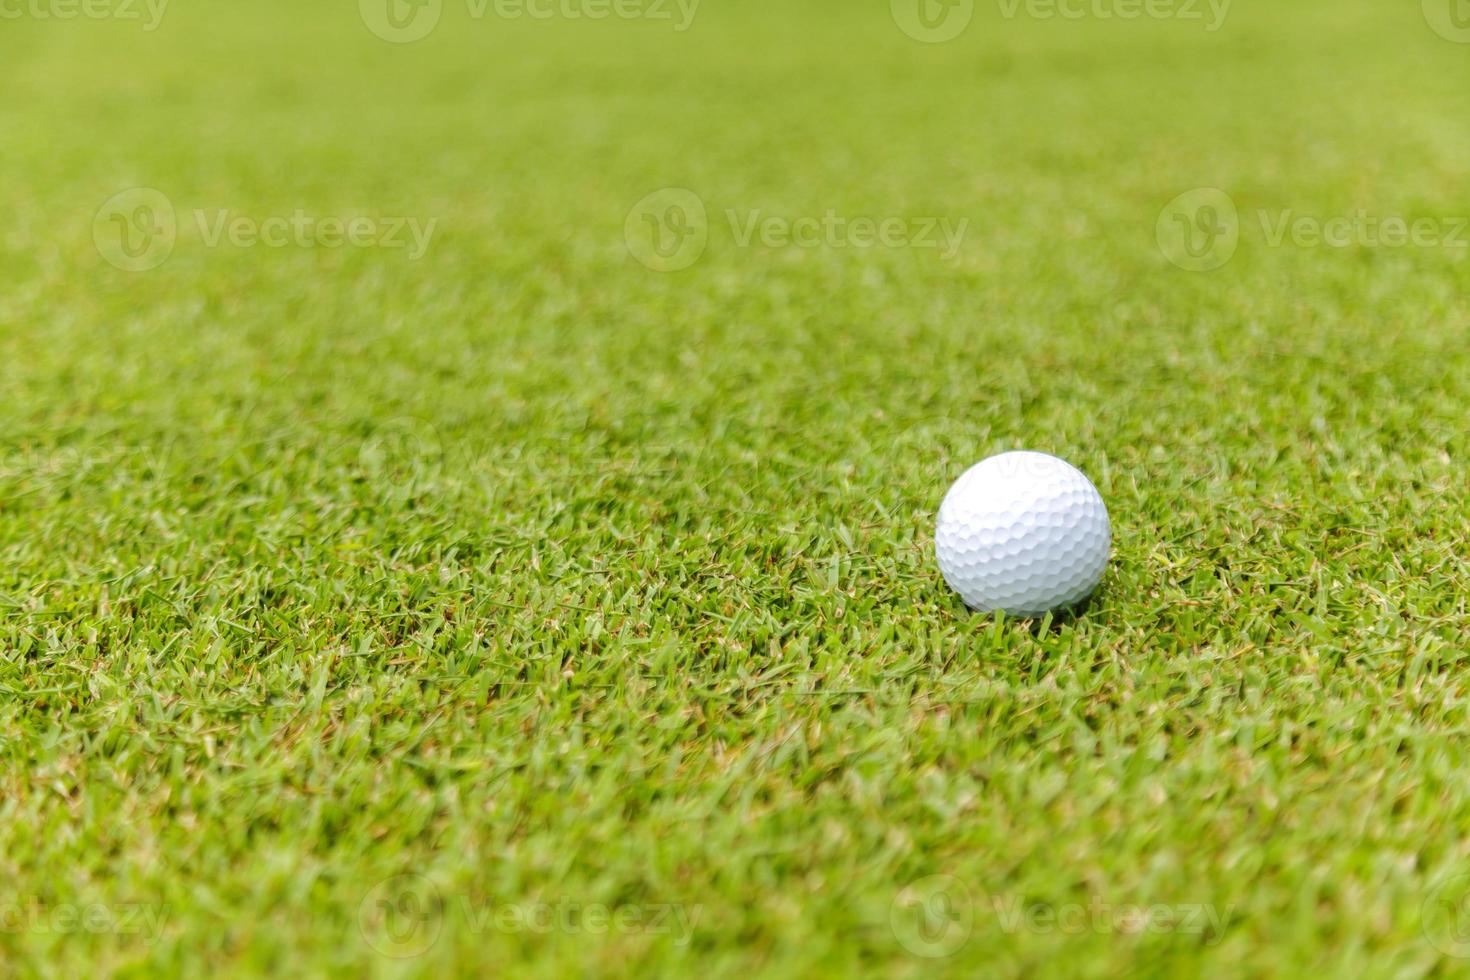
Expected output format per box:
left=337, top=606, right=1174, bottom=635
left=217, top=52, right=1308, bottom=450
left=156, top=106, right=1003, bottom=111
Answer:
left=2, top=0, right=1470, bottom=974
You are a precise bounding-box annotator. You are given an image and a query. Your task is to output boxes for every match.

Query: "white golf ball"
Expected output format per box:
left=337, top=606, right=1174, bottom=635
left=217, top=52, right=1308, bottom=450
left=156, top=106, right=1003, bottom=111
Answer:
left=935, top=451, right=1111, bottom=617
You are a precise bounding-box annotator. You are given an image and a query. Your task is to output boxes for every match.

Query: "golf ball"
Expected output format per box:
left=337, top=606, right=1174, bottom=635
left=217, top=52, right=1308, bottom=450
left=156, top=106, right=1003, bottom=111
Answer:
left=935, top=451, right=1110, bottom=617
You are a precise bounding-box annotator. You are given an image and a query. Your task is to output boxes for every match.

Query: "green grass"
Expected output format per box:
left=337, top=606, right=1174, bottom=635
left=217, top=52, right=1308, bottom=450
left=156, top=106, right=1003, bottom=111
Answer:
left=3, top=0, right=1470, bottom=974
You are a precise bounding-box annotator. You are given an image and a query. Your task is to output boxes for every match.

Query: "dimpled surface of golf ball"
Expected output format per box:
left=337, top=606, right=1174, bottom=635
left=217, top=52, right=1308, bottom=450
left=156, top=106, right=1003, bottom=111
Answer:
left=935, top=451, right=1110, bottom=617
